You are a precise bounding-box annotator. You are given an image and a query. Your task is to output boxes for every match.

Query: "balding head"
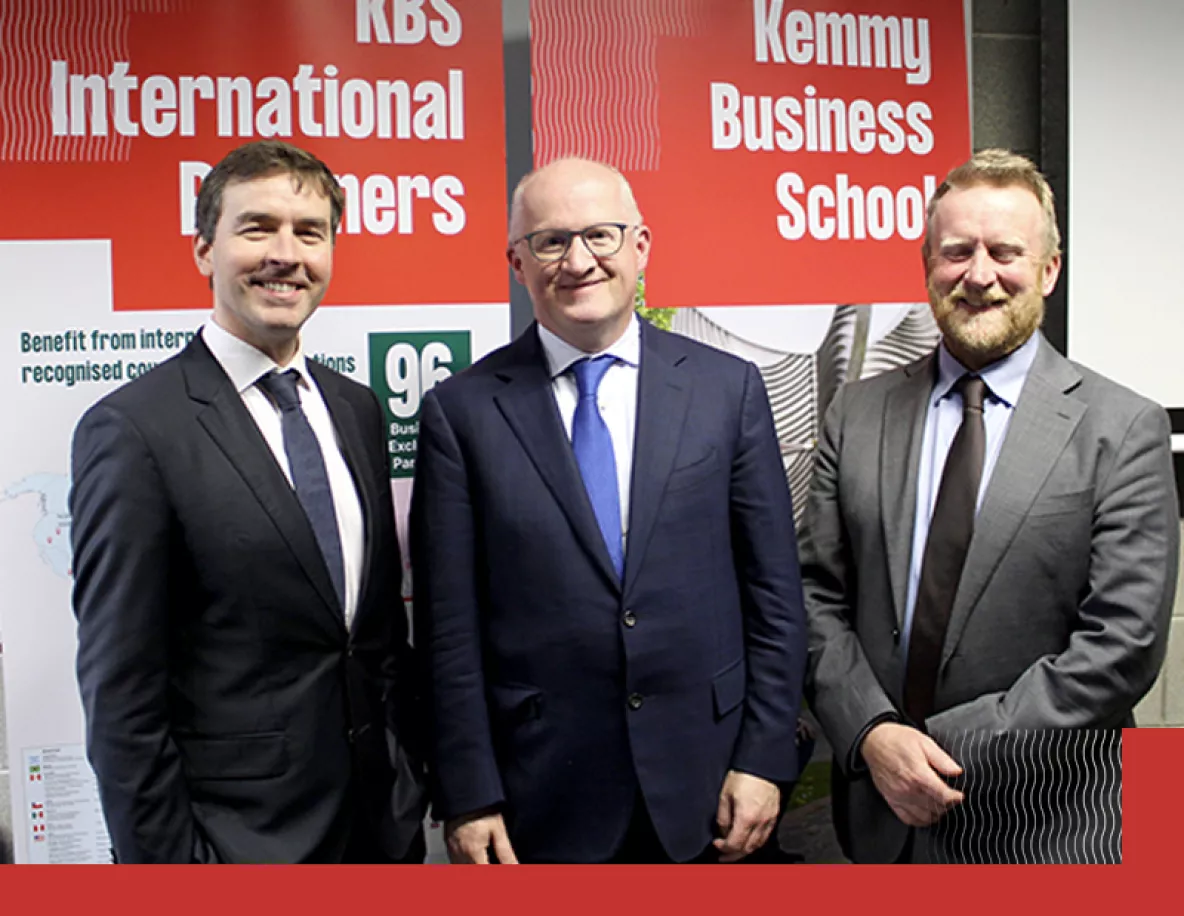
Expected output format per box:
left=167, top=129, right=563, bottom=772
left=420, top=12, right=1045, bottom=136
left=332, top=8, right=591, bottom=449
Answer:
left=509, top=158, right=643, bottom=242
left=506, top=157, right=651, bottom=354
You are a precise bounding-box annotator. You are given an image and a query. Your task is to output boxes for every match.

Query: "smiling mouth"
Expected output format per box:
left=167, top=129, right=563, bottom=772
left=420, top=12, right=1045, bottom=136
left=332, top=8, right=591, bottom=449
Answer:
left=560, top=279, right=604, bottom=292
left=252, top=279, right=305, bottom=294
left=957, top=297, right=1006, bottom=310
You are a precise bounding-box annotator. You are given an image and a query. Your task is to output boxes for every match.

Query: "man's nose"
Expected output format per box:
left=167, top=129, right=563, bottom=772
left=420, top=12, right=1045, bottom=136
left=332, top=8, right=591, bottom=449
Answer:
left=963, top=246, right=997, bottom=288
left=559, top=235, right=598, bottom=274
left=265, top=228, right=300, bottom=264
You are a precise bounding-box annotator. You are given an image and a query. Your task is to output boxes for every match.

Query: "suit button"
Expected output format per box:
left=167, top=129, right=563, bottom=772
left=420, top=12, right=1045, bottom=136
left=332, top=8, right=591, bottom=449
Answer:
left=623, top=610, right=637, bottom=628
left=627, top=693, right=643, bottom=711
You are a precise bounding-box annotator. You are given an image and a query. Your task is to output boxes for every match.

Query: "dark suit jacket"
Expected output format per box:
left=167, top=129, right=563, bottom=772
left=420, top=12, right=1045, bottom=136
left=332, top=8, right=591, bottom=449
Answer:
left=70, top=335, right=422, bottom=863
left=410, top=320, right=807, bottom=863
left=802, top=334, right=1179, bottom=863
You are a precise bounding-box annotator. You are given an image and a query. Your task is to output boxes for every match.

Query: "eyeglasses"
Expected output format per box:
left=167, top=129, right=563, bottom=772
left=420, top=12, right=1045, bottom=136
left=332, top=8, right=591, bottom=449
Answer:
left=513, top=222, right=637, bottom=263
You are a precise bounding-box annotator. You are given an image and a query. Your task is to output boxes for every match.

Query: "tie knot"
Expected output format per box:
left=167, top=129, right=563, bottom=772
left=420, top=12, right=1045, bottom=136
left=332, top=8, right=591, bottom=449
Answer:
left=257, top=369, right=303, bottom=411
left=956, top=374, right=986, bottom=413
left=571, top=355, right=616, bottom=399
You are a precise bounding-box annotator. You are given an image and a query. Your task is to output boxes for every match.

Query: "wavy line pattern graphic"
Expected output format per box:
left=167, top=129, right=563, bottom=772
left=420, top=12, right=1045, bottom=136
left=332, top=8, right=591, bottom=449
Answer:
left=532, top=0, right=708, bottom=170
left=861, top=304, right=940, bottom=378
left=930, top=729, right=1122, bottom=863
left=670, top=306, right=818, bottom=527
left=1, top=0, right=183, bottom=162
left=669, top=302, right=939, bottom=529
left=761, top=354, right=816, bottom=528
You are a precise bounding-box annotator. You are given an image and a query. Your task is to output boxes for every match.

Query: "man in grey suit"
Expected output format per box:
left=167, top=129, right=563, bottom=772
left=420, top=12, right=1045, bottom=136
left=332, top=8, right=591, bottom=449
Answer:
left=802, top=149, right=1178, bottom=863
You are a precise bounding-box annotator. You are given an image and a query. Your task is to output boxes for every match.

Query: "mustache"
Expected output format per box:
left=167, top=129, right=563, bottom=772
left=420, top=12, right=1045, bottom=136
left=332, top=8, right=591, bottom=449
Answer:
left=250, top=265, right=306, bottom=285
left=946, top=283, right=1008, bottom=308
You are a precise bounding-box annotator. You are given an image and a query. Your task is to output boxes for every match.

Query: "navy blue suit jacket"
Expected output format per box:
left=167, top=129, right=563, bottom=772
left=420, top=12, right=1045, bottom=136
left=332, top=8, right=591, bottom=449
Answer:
left=410, top=321, right=807, bottom=862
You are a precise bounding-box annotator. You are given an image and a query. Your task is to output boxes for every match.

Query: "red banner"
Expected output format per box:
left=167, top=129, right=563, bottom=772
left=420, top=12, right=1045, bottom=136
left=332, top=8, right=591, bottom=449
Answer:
left=532, top=0, right=969, bottom=307
left=3, top=731, right=1182, bottom=908
left=0, top=0, right=506, bottom=310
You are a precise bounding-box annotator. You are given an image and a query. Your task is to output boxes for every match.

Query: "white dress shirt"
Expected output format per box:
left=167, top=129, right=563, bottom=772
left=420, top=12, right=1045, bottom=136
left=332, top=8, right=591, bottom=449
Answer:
left=202, top=320, right=364, bottom=627
left=537, top=315, right=639, bottom=550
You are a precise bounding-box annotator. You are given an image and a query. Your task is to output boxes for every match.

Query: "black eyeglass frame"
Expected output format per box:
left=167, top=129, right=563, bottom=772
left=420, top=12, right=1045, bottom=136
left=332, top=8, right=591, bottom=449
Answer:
left=512, top=222, right=641, bottom=263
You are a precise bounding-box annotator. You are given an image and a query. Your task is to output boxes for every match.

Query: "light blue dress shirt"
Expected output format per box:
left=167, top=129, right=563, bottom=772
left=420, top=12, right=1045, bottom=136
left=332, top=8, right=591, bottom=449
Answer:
left=900, top=333, right=1041, bottom=662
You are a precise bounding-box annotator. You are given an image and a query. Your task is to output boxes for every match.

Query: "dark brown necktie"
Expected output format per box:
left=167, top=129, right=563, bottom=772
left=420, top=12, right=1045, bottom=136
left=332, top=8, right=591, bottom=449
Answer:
left=903, top=374, right=987, bottom=726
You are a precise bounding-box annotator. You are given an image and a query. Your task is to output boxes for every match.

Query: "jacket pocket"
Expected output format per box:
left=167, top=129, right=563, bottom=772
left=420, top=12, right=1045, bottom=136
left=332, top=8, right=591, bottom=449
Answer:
left=488, top=683, right=544, bottom=729
left=176, top=731, right=289, bottom=781
left=1027, top=487, right=1092, bottom=518
left=665, top=447, right=719, bottom=493
left=712, top=658, right=746, bottom=719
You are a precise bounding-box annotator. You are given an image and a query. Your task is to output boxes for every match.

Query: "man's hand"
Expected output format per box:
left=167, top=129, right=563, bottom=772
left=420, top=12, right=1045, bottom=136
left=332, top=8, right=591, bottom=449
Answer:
left=713, top=771, right=781, bottom=862
left=445, top=809, right=519, bottom=864
left=860, top=722, right=963, bottom=827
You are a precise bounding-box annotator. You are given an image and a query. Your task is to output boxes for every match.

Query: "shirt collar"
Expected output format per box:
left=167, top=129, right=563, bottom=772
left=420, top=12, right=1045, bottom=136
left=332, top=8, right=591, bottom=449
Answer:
left=537, top=313, right=641, bottom=380
left=934, top=331, right=1040, bottom=408
left=201, top=318, right=312, bottom=394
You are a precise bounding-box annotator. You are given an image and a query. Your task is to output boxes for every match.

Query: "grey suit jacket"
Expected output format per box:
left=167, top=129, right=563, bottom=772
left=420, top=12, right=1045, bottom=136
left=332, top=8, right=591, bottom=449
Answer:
left=802, top=333, right=1179, bottom=863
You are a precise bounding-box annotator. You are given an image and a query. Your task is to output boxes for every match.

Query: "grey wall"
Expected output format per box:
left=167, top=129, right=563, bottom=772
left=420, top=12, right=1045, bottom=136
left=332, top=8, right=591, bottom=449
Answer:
left=972, top=1, right=1042, bottom=160
left=504, top=0, right=534, bottom=336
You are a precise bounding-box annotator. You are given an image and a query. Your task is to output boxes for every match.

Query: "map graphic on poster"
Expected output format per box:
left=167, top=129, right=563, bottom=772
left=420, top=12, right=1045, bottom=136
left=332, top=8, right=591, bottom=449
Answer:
left=4, top=475, right=73, bottom=579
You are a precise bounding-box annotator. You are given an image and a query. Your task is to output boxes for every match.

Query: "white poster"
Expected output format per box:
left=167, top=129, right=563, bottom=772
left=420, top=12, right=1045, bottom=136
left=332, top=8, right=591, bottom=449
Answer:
left=0, top=239, right=507, bottom=863
left=0, top=0, right=509, bottom=863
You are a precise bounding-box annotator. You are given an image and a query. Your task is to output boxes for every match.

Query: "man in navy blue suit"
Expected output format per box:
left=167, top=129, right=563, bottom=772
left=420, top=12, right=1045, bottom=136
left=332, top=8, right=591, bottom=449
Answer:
left=410, top=158, right=807, bottom=863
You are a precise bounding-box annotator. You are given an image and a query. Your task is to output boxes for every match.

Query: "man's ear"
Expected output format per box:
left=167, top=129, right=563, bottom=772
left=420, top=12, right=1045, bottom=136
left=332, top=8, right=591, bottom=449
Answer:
left=634, top=224, right=652, bottom=271
left=507, top=245, right=526, bottom=285
left=194, top=234, right=214, bottom=278
left=1041, top=252, right=1062, bottom=297
left=920, top=241, right=935, bottom=281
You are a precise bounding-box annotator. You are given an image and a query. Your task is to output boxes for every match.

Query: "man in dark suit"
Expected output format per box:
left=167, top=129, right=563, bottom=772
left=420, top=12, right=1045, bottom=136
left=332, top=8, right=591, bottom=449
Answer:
left=410, top=157, right=807, bottom=864
left=70, top=140, right=423, bottom=864
left=803, top=149, right=1178, bottom=863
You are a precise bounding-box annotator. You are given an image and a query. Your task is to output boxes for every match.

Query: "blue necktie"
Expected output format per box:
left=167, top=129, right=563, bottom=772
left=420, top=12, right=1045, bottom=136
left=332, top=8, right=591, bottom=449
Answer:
left=571, top=356, right=624, bottom=578
left=257, top=369, right=346, bottom=609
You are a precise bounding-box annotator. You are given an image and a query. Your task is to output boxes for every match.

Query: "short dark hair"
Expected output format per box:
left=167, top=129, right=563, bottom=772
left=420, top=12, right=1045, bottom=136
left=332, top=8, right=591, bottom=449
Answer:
left=195, top=140, right=345, bottom=243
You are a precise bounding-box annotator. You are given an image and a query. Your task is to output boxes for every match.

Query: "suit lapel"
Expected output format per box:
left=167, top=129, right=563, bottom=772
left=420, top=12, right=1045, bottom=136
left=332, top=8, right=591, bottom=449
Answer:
left=493, top=328, right=621, bottom=588
left=881, top=354, right=935, bottom=628
left=941, top=337, right=1084, bottom=663
left=181, top=338, right=344, bottom=627
left=623, top=322, right=691, bottom=595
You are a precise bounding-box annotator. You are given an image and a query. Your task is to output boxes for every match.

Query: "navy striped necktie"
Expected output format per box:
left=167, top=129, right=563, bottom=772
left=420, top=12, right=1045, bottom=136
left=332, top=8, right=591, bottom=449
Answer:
left=257, top=369, right=346, bottom=609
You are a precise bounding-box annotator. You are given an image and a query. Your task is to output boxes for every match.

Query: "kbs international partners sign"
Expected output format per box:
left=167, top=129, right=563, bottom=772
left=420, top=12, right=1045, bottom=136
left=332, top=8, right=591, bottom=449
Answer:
left=532, top=0, right=970, bottom=307
left=0, top=0, right=509, bottom=864
left=1, top=0, right=506, bottom=309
